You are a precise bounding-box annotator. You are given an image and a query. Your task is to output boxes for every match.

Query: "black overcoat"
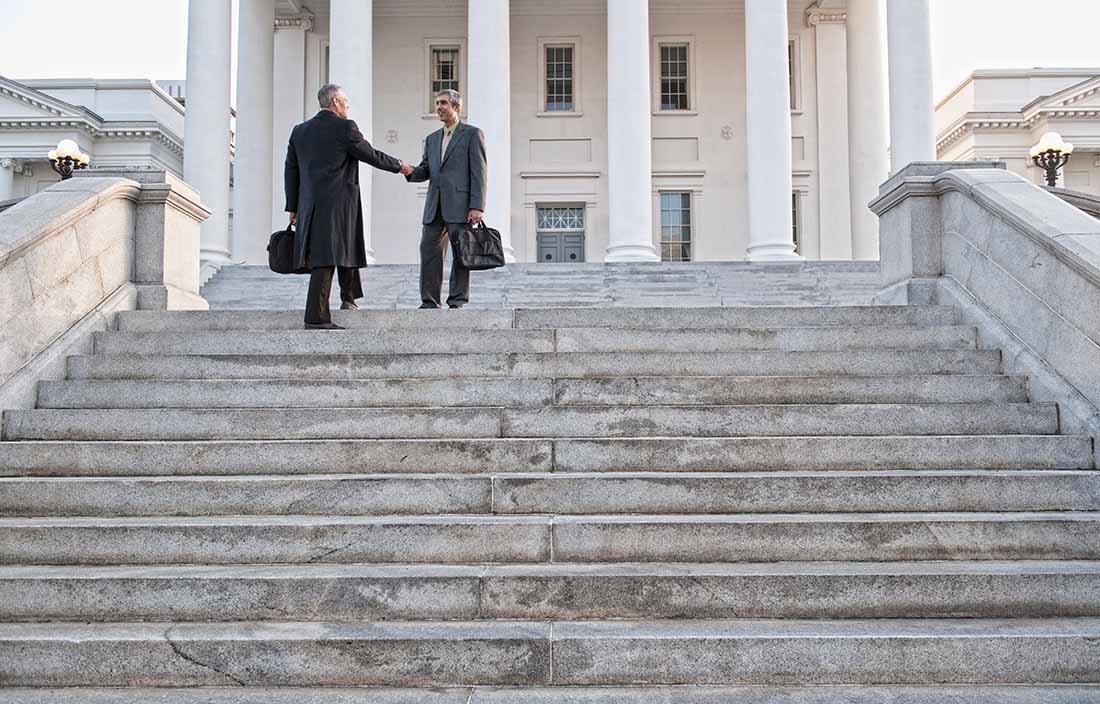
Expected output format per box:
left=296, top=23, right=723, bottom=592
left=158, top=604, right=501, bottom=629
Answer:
left=284, top=110, right=402, bottom=270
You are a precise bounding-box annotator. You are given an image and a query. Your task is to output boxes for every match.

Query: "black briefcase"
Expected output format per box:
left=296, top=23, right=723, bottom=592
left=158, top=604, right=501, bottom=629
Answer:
left=455, top=222, right=505, bottom=271
left=267, top=224, right=307, bottom=274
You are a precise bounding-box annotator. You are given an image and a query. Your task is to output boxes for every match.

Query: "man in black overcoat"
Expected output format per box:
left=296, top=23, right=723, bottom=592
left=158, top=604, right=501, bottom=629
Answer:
left=285, top=83, right=413, bottom=329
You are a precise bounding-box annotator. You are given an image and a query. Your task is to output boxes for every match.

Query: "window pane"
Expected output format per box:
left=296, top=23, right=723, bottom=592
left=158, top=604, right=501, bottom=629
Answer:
left=544, top=45, right=575, bottom=111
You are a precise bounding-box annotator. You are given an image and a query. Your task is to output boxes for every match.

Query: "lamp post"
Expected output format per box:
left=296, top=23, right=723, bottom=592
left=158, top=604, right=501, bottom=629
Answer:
left=1030, top=132, right=1074, bottom=188
left=47, top=139, right=90, bottom=180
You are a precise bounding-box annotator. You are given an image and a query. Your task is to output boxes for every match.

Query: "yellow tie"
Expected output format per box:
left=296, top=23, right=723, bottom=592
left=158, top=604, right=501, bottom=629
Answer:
left=441, top=124, right=455, bottom=161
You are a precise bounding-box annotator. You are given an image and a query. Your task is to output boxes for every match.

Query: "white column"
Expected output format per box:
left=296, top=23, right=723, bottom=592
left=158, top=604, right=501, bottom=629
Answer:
left=467, top=0, right=515, bottom=262
left=606, top=0, right=658, bottom=262
left=0, top=159, right=16, bottom=201
left=233, top=0, right=275, bottom=265
left=846, top=0, right=889, bottom=259
left=271, top=17, right=309, bottom=231
left=809, top=6, right=852, bottom=260
left=744, top=0, right=799, bottom=260
left=330, top=0, right=376, bottom=264
left=886, top=0, right=935, bottom=171
left=185, top=0, right=233, bottom=279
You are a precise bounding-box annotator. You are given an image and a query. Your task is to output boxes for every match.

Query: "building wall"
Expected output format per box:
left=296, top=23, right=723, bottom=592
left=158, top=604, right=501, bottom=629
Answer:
left=288, top=8, right=833, bottom=265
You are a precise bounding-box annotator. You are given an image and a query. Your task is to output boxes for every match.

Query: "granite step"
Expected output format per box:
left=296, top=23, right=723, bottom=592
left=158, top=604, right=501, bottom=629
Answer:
left=90, top=326, right=977, bottom=355
left=0, top=436, right=1089, bottom=477
left=3, top=512, right=1099, bottom=565
left=65, top=349, right=1004, bottom=380
left=3, top=470, right=1096, bottom=517
left=5, top=685, right=1098, bottom=704
left=4, top=561, right=1100, bottom=622
left=2, top=403, right=1058, bottom=440
left=35, top=375, right=1030, bottom=409
left=1, top=618, right=1099, bottom=686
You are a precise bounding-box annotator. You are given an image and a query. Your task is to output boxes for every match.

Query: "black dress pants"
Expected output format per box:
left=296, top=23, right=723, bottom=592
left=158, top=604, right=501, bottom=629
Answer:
left=305, top=266, right=363, bottom=324
left=419, top=210, right=470, bottom=308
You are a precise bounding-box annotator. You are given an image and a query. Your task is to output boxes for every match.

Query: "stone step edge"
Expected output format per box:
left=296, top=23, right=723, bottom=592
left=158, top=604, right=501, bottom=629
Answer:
left=1, top=685, right=1096, bottom=704
left=4, top=559, right=1099, bottom=579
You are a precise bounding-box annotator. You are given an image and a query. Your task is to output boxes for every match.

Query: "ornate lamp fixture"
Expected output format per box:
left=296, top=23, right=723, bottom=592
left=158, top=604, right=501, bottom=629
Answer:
left=47, top=139, right=90, bottom=180
left=1030, top=132, right=1074, bottom=188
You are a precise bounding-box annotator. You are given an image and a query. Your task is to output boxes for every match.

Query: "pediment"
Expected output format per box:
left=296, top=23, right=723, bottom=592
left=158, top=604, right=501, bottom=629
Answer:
left=0, top=76, right=84, bottom=120
left=1036, top=75, right=1100, bottom=111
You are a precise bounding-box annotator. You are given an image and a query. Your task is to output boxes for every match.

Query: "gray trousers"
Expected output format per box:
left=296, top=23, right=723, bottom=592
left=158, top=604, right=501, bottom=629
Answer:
left=419, top=209, right=470, bottom=308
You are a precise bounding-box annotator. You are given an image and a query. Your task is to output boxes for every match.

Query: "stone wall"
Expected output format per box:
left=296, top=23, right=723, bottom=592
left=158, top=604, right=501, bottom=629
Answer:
left=0, top=172, right=209, bottom=409
left=872, top=162, right=1100, bottom=460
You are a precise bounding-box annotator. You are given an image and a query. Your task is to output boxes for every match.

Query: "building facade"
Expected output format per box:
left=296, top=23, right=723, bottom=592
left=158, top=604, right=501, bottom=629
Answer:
left=3, top=0, right=937, bottom=272
left=936, top=68, right=1100, bottom=197
left=0, top=77, right=186, bottom=202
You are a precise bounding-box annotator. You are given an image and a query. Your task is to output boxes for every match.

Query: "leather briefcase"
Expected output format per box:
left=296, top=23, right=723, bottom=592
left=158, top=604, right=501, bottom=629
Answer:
left=455, top=222, right=505, bottom=271
left=267, top=224, right=307, bottom=274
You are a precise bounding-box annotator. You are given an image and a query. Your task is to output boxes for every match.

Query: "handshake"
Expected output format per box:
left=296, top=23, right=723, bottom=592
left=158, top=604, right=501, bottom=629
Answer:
left=398, top=161, right=414, bottom=177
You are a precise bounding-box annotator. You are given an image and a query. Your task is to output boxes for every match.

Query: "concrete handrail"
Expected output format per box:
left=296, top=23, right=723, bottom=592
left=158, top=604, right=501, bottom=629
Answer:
left=1046, top=186, right=1100, bottom=220
left=0, top=171, right=209, bottom=409
left=871, top=161, right=1100, bottom=461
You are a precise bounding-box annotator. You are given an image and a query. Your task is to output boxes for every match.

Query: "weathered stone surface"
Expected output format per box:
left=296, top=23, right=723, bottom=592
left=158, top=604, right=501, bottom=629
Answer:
left=64, top=349, right=1003, bottom=380
left=0, top=620, right=552, bottom=687
left=513, top=305, right=956, bottom=329
left=116, top=308, right=516, bottom=331
left=0, top=515, right=552, bottom=565
left=551, top=618, right=1100, bottom=685
left=550, top=512, right=1100, bottom=562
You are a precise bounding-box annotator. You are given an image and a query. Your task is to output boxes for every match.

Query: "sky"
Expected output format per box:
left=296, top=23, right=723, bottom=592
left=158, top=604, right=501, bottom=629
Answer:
left=0, top=0, right=1098, bottom=102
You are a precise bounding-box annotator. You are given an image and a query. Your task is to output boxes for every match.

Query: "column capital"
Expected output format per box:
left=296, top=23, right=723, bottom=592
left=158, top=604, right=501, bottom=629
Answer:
left=0, top=158, right=19, bottom=170
left=806, top=4, right=847, bottom=26
left=275, top=15, right=313, bottom=32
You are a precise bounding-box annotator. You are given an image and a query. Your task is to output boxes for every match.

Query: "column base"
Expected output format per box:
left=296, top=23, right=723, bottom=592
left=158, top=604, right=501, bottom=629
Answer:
left=605, top=243, right=660, bottom=263
left=745, top=243, right=804, bottom=262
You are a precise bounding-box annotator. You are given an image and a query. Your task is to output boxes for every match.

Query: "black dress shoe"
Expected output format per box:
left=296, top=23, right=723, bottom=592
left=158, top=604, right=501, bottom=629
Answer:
left=448, top=304, right=465, bottom=309
left=340, top=301, right=359, bottom=311
left=303, top=322, right=345, bottom=330
left=418, top=303, right=441, bottom=309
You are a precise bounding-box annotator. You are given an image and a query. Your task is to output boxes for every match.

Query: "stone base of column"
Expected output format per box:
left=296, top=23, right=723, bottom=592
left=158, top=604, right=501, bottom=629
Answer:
left=745, top=243, right=804, bottom=262
left=605, top=243, right=660, bottom=263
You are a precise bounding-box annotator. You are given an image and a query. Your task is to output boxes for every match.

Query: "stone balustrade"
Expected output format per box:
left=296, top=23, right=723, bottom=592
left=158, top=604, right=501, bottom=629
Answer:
left=872, top=161, right=1100, bottom=462
left=0, top=169, right=208, bottom=408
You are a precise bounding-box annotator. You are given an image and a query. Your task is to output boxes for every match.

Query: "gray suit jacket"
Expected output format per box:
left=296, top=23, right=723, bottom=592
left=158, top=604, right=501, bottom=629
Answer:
left=406, top=121, right=487, bottom=225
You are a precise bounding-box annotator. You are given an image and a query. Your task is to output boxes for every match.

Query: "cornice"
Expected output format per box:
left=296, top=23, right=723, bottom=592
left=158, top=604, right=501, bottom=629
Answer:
left=0, top=117, right=184, bottom=159
left=0, top=85, right=65, bottom=117
left=936, top=107, right=1100, bottom=155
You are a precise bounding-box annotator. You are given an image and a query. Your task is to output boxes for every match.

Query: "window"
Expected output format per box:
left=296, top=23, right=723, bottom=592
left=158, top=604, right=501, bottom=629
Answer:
left=792, top=192, right=802, bottom=254
left=659, top=44, right=690, bottom=110
left=430, top=46, right=460, bottom=110
left=660, top=192, right=692, bottom=261
left=544, top=45, right=575, bottom=111
left=788, top=38, right=802, bottom=111
left=322, top=43, right=331, bottom=85
left=536, top=205, right=586, bottom=262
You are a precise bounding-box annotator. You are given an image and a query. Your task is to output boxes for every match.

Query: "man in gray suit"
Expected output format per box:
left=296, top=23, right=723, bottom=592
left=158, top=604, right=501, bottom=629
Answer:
left=405, top=89, right=487, bottom=309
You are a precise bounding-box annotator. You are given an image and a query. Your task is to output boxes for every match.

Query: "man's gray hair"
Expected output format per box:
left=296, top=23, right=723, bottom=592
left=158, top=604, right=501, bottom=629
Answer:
left=318, top=84, right=344, bottom=109
left=436, top=89, right=462, bottom=107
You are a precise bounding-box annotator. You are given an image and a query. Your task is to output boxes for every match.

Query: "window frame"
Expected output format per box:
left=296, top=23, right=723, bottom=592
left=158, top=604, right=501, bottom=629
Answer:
left=651, top=35, right=697, bottom=115
left=792, top=190, right=803, bottom=254
left=423, top=38, right=467, bottom=118
left=320, top=41, right=331, bottom=86
left=658, top=190, right=694, bottom=262
left=788, top=35, right=803, bottom=114
left=537, top=36, right=583, bottom=117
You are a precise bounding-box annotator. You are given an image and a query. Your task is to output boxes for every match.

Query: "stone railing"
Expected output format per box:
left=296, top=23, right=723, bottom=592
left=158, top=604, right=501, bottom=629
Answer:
left=871, top=161, right=1100, bottom=463
left=0, top=170, right=208, bottom=409
left=1046, top=186, right=1100, bottom=220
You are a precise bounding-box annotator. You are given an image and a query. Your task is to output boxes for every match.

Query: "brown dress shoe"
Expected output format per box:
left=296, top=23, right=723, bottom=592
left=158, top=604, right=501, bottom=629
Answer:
left=303, top=322, right=346, bottom=330
left=340, top=301, right=359, bottom=311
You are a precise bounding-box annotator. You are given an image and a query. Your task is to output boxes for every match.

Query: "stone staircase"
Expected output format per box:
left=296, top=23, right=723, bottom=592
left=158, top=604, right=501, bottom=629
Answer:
left=201, top=261, right=882, bottom=309
left=1, top=301, right=1099, bottom=702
